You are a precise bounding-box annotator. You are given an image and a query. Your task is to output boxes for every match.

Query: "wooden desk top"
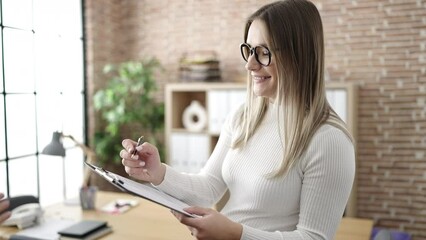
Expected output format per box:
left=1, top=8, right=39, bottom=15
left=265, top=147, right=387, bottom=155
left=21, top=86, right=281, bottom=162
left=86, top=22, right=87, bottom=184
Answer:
left=335, top=217, right=373, bottom=240
left=0, top=191, right=191, bottom=240
left=0, top=191, right=373, bottom=240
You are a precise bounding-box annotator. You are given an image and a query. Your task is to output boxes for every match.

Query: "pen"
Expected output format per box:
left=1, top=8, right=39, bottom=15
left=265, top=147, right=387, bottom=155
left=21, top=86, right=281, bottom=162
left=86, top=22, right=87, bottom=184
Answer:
left=131, top=136, right=144, bottom=157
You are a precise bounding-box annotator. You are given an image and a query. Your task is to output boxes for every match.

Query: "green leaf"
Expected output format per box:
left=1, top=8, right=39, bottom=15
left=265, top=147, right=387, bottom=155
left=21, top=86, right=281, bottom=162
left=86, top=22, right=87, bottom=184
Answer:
left=93, top=58, right=165, bottom=165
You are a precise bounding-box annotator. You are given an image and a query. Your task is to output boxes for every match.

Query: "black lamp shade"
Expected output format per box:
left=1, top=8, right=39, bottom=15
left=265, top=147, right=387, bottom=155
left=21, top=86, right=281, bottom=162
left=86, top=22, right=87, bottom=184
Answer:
left=42, top=131, right=66, bottom=157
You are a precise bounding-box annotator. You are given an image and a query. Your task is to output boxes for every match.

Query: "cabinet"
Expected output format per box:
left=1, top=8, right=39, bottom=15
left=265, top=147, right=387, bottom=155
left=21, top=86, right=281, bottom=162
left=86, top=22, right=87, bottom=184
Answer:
left=165, top=82, right=358, bottom=216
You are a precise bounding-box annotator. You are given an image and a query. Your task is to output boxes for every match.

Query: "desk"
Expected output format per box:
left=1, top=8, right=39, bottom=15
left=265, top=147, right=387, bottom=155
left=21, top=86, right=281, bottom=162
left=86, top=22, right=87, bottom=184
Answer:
left=335, top=217, right=374, bottom=240
left=0, top=191, right=372, bottom=240
left=0, top=191, right=190, bottom=240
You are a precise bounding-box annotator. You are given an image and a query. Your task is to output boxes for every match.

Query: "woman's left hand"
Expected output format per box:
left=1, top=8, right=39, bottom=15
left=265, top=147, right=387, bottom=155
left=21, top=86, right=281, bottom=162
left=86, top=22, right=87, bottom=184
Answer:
left=172, top=206, right=242, bottom=240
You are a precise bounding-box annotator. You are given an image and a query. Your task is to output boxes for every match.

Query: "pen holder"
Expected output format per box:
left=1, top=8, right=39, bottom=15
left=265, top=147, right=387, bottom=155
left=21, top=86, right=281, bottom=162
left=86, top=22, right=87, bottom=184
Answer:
left=80, top=186, right=98, bottom=210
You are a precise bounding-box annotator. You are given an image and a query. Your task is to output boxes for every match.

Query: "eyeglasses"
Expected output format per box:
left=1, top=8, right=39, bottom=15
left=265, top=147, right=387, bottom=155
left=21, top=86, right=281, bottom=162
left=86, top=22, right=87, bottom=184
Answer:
left=240, top=43, right=272, bottom=66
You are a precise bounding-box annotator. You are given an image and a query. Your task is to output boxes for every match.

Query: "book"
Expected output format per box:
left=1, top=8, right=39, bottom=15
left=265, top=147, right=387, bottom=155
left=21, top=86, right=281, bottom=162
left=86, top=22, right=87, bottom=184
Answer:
left=59, top=227, right=112, bottom=240
left=58, top=220, right=112, bottom=240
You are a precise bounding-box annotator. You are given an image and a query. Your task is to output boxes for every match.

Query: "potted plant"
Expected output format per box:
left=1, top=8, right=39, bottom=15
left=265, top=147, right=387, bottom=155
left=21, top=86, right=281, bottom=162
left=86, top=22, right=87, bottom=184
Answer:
left=92, top=58, right=165, bottom=172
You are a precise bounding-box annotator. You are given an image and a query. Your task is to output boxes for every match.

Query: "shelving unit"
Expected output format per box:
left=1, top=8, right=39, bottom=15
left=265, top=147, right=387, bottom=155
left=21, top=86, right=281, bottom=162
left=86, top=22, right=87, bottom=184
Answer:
left=165, top=82, right=358, bottom=216
left=165, top=83, right=246, bottom=173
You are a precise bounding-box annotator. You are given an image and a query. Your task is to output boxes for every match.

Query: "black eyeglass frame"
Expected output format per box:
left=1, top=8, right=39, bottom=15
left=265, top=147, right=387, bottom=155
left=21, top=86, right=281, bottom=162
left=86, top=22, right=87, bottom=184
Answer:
left=240, top=43, right=272, bottom=67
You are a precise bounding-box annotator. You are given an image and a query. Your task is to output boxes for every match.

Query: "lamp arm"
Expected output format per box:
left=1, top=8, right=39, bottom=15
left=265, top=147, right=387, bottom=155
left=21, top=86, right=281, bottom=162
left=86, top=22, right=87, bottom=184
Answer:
left=62, top=134, right=97, bottom=187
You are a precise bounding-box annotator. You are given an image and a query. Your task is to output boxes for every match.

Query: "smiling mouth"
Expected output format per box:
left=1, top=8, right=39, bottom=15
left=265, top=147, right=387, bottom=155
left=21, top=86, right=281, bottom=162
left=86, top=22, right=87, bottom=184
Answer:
left=252, top=75, right=271, bottom=83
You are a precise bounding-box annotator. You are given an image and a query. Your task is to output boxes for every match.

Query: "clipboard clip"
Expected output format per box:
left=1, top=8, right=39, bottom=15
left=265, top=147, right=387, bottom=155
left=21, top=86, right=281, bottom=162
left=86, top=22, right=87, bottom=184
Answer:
left=84, top=161, right=124, bottom=185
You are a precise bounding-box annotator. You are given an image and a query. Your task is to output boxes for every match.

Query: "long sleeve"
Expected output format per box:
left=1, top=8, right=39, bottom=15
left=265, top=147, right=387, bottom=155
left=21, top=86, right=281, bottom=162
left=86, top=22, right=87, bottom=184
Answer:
left=157, top=106, right=355, bottom=240
left=239, top=125, right=355, bottom=240
left=155, top=111, right=235, bottom=206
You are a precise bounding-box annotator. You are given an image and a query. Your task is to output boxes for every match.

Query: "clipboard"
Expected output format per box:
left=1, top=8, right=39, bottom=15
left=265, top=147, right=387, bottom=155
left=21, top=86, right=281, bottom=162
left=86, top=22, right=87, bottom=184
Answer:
left=84, top=161, right=198, bottom=218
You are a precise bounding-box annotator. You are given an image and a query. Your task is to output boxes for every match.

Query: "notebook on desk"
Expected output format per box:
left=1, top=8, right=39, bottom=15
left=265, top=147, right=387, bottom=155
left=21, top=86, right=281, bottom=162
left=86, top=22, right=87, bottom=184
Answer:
left=58, top=220, right=112, bottom=240
left=84, top=161, right=198, bottom=218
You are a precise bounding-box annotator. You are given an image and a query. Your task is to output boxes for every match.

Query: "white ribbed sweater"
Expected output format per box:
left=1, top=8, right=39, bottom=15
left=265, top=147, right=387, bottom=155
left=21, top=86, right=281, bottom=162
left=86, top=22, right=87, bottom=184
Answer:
left=157, top=106, right=355, bottom=240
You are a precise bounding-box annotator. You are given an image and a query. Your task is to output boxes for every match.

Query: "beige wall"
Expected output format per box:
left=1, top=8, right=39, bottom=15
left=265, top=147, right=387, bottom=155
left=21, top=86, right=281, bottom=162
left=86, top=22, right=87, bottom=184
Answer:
left=85, top=0, right=426, bottom=239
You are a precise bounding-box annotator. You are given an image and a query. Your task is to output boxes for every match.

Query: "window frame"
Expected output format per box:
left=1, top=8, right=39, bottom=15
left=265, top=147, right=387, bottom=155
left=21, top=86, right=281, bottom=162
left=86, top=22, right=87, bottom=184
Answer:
left=0, top=0, right=87, bottom=206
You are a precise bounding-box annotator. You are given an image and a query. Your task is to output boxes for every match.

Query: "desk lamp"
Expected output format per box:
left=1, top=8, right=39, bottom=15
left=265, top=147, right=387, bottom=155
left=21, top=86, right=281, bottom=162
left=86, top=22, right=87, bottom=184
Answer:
left=42, top=131, right=96, bottom=191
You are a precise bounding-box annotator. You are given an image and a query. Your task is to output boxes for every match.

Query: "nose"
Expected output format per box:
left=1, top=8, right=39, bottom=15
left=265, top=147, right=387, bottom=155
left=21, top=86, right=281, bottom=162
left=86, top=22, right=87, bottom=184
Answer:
left=245, top=54, right=261, bottom=71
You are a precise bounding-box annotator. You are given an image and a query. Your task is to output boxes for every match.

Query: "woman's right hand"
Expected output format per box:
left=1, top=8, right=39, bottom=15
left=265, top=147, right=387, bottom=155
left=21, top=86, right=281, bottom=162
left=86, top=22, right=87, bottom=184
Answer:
left=120, top=139, right=166, bottom=185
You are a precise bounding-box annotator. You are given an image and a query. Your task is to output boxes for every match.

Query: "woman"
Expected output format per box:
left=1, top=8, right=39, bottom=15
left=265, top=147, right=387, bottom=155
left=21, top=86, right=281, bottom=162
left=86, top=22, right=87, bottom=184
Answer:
left=121, top=0, right=355, bottom=239
left=0, top=193, right=11, bottom=224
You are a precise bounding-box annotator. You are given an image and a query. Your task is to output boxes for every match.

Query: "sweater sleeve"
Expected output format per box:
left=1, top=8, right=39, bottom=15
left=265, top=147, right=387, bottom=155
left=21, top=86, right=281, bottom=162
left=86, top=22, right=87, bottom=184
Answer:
left=155, top=108, right=238, bottom=207
left=241, top=126, right=355, bottom=240
left=157, top=108, right=355, bottom=240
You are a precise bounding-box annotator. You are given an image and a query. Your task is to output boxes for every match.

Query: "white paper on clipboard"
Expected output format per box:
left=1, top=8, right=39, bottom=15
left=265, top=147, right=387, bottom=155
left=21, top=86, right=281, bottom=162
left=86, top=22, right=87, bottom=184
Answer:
left=84, top=161, right=198, bottom=218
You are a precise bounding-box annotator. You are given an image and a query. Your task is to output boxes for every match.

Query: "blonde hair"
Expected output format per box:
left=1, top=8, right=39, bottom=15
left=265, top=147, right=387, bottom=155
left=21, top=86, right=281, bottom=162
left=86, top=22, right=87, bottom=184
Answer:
left=232, top=0, right=353, bottom=177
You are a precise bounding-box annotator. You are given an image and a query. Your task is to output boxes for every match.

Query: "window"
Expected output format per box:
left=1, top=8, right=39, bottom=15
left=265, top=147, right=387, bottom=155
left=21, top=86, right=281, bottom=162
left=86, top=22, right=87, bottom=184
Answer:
left=0, top=0, right=86, bottom=206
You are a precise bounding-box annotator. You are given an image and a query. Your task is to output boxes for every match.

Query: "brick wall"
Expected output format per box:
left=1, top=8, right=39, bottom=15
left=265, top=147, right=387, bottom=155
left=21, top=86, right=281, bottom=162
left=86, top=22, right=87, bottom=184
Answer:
left=85, top=0, right=426, bottom=239
left=317, top=0, right=426, bottom=238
